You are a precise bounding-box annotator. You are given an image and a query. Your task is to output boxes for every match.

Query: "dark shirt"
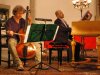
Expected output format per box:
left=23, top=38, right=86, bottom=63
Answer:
left=6, top=16, right=25, bottom=41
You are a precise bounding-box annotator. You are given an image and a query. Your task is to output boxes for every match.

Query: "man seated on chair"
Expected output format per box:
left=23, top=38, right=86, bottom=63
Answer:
left=6, top=5, right=48, bottom=71
left=54, top=10, right=81, bottom=62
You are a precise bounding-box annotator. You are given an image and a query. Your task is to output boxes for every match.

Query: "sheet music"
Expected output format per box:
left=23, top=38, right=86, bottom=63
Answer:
left=24, top=25, right=31, bottom=43
left=53, top=26, right=59, bottom=40
left=24, top=24, right=59, bottom=42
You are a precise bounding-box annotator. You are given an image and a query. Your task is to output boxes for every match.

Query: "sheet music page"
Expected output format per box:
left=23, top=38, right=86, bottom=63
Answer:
left=24, top=25, right=31, bottom=43
left=53, top=26, right=59, bottom=40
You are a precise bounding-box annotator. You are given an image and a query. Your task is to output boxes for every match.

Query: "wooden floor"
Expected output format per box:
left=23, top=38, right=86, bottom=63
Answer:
left=0, top=49, right=100, bottom=75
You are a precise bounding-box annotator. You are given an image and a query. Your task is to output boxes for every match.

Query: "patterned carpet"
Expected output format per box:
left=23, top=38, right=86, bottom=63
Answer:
left=0, top=57, right=100, bottom=75
left=0, top=49, right=100, bottom=75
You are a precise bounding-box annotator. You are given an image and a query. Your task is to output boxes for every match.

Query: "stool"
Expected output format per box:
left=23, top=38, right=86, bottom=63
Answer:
left=48, top=42, right=69, bottom=65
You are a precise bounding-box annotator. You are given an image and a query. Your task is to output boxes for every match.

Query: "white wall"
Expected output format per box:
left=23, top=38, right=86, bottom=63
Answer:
left=0, top=0, right=30, bottom=18
left=30, top=0, right=96, bottom=27
left=0, top=0, right=96, bottom=26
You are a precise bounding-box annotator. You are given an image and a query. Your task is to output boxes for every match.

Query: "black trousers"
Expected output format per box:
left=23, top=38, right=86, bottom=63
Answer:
left=67, top=42, right=81, bottom=62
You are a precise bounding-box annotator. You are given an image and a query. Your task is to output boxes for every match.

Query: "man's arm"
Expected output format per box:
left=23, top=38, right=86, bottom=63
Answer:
left=6, top=20, right=14, bottom=36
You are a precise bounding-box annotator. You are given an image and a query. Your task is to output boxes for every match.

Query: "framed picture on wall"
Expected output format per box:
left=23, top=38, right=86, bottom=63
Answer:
left=81, top=10, right=92, bottom=20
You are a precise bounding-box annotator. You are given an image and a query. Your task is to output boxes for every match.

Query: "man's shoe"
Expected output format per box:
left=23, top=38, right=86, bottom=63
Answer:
left=17, top=65, right=24, bottom=71
left=35, top=64, right=49, bottom=70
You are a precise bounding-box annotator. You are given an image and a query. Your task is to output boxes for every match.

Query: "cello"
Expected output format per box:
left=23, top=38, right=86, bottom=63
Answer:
left=16, top=6, right=36, bottom=59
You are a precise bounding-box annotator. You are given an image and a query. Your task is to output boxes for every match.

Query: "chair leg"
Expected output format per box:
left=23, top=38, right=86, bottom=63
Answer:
left=58, top=50, right=60, bottom=65
left=58, top=49, right=62, bottom=65
left=8, top=48, right=10, bottom=68
left=0, top=49, right=2, bottom=65
left=60, top=49, right=62, bottom=65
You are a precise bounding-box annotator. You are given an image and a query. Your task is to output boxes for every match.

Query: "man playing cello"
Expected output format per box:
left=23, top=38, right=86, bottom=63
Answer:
left=6, top=5, right=43, bottom=71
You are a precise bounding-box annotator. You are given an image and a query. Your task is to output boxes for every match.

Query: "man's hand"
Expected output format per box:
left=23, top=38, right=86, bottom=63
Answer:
left=7, top=30, right=14, bottom=36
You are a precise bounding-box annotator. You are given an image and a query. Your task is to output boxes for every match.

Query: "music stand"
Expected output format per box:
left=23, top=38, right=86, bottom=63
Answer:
left=24, top=24, right=60, bottom=72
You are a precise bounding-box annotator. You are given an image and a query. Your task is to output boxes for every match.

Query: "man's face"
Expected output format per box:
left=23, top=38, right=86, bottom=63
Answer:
left=15, top=11, right=24, bottom=19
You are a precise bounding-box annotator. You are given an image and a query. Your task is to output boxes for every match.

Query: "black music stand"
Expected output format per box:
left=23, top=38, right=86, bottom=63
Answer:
left=24, top=24, right=60, bottom=72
